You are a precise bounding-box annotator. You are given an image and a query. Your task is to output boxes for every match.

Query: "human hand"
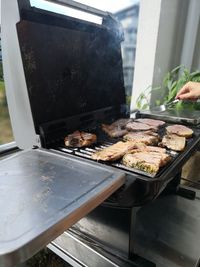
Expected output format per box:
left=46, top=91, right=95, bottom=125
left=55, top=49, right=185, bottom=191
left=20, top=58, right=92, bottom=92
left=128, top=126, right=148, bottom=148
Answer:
left=176, top=82, right=200, bottom=100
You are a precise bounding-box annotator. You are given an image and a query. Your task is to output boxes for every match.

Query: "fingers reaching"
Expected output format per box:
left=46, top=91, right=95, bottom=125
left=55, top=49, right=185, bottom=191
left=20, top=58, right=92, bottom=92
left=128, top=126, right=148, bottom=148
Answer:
left=176, top=82, right=200, bottom=100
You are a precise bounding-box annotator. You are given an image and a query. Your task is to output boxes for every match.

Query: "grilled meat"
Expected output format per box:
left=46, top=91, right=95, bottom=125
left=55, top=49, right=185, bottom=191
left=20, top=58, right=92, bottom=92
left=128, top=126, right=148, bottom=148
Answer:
left=135, top=118, right=165, bottom=127
left=122, top=151, right=171, bottom=174
left=111, top=118, right=133, bottom=128
left=166, top=124, right=193, bottom=138
left=91, top=141, right=140, bottom=161
left=123, top=131, right=160, bottom=145
left=64, top=131, right=97, bottom=147
left=102, top=118, right=132, bottom=138
left=126, top=121, right=158, bottom=131
left=102, top=124, right=128, bottom=138
left=160, top=134, right=186, bottom=151
left=129, top=145, right=166, bottom=154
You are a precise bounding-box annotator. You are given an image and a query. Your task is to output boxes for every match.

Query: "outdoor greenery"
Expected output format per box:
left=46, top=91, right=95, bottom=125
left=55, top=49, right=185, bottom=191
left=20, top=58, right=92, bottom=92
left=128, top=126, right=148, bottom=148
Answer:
left=0, top=77, right=13, bottom=144
left=136, top=65, right=200, bottom=111
left=0, top=62, right=3, bottom=80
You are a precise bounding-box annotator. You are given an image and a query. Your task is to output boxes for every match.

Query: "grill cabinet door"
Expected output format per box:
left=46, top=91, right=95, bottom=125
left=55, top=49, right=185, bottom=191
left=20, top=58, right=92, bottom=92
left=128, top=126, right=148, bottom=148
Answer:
left=0, top=149, right=125, bottom=267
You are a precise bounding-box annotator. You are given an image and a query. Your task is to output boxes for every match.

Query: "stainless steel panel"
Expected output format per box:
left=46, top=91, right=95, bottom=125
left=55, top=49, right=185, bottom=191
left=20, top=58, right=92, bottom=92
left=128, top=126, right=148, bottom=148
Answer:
left=135, top=188, right=200, bottom=267
left=139, top=109, right=200, bottom=125
left=0, top=149, right=125, bottom=267
left=49, top=232, right=141, bottom=267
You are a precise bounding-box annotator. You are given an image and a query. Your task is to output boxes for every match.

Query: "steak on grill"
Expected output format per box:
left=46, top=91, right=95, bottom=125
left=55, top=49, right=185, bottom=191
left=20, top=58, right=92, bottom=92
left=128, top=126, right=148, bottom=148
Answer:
left=122, top=150, right=171, bottom=174
left=102, top=124, right=128, bottom=138
left=135, top=118, right=165, bottom=127
left=129, top=145, right=166, bottom=154
left=166, top=124, right=193, bottom=138
left=126, top=122, right=158, bottom=131
left=102, top=118, right=132, bottom=138
left=91, top=141, right=140, bottom=161
left=160, top=134, right=186, bottom=151
left=123, top=131, right=160, bottom=145
left=64, top=131, right=97, bottom=147
left=111, top=118, right=133, bottom=128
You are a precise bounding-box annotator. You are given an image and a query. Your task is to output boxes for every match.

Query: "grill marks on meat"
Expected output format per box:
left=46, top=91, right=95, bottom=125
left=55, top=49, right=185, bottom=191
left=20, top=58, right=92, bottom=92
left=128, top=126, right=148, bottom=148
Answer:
left=64, top=131, right=97, bottom=147
left=135, top=118, right=165, bottom=127
left=123, top=152, right=171, bottom=174
left=91, top=141, right=140, bottom=161
left=126, top=121, right=158, bottom=132
left=166, top=124, right=193, bottom=138
left=122, top=145, right=171, bottom=174
left=129, top=145, right=166, bottom=154
left=160, top=134, right=186, bottom=151
left=101, top=118, right=132, bottom=138
left=123, top=131, right=159, bottom=145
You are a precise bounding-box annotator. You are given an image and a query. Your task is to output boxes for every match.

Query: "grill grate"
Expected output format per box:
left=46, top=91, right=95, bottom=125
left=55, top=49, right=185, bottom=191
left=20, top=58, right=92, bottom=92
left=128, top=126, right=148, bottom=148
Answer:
left=52, top=121, right=200, bottom=180
left=56, top=140, right=176, bottom=179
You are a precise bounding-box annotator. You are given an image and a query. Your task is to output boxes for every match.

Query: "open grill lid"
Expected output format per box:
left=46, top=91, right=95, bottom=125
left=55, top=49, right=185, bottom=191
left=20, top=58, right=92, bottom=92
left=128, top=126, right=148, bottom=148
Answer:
left=16, top=1, right=126, bottom=142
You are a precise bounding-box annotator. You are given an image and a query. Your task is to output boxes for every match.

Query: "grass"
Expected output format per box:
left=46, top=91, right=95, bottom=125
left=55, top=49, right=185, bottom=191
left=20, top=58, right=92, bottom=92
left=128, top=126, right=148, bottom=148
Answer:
left=0, top=81, right=14, bottom=144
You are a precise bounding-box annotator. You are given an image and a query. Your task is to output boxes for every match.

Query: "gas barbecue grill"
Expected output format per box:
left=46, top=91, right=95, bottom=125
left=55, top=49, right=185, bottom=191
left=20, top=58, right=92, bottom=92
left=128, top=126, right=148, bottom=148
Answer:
left=1, top=1, right=200, bottom=267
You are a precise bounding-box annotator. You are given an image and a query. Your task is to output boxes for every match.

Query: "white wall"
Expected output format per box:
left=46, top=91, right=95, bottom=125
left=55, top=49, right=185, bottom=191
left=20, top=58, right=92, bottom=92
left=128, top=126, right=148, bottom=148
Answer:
left=130, top=0, right=162, bottom=110
left=131, top=0, right=191, bottom=109
left=181, top=0, right=200, bottom=71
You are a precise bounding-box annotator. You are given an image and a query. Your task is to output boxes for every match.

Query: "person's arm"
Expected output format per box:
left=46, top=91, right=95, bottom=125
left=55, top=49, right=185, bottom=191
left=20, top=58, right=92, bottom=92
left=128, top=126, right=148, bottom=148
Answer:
left=176, top=81, right=200, bottom=100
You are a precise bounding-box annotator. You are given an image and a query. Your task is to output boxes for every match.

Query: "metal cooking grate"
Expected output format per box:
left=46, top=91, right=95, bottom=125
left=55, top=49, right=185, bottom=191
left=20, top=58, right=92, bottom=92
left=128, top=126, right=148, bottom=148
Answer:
left=56, top=140, right=176, bottom=179
left=52, top=121, right=200, bottom=180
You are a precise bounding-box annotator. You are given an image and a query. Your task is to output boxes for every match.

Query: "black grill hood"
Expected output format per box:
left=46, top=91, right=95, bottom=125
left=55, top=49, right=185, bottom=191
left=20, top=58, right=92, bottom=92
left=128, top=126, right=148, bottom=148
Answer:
left=16, top=6, right=126, bottom=134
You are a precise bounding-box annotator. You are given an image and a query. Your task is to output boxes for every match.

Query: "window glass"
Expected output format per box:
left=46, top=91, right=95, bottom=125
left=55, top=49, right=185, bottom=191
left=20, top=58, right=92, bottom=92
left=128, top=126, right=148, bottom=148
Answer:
left=0, top=30, right=14, bottom=145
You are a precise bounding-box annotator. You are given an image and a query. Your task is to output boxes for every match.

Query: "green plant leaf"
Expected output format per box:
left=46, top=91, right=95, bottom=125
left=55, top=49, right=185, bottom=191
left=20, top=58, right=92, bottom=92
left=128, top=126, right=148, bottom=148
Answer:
left=136, top=65, right=200, bottom=111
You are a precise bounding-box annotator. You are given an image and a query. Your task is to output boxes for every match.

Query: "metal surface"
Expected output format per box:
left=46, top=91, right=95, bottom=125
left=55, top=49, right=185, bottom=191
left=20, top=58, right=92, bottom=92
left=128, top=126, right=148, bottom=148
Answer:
left=49, top=229, right=155, bottom=267
left=17, top=19, right=125, bottom=135
left=49, top=189, right=200, bottom=267
left=2, top=0, right=38, bottom=149
left=0, top=142, right=18, bottom=157
left=45, top=0, right=109, bottom=18
left=138, top=109, right=200, bottom=125
left=72, top=205, right=135, bottom=258
left=151, top=99, right=180, bottom=112
left=0, top=149, right=125, bottom=267
left=134, top=188, right=200, bottom=267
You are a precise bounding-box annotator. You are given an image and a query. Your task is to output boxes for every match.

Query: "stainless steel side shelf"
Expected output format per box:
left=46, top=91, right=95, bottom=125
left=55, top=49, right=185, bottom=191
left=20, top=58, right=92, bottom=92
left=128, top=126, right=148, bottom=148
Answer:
left=0, top=149, right=124, bottom=267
